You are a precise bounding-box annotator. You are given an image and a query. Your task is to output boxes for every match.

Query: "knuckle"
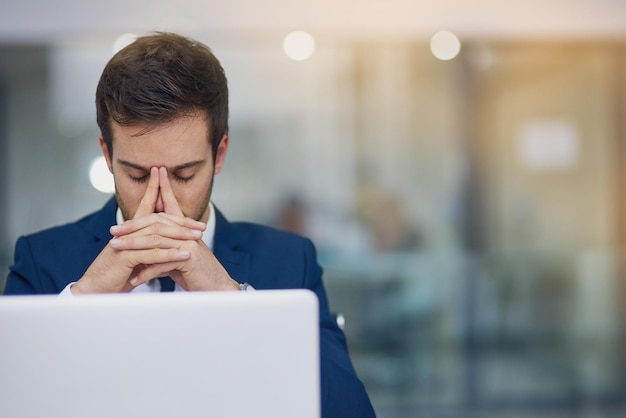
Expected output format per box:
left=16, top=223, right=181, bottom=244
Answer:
left=149, top=234, right=162, bottom=247
left=154, top=223, right=166, bottom=235
left=150, top=248, right=162, bottom=260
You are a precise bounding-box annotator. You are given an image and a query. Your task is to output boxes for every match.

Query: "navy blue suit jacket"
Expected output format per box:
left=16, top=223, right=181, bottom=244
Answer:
left=4, top=197, right=375, bottom=417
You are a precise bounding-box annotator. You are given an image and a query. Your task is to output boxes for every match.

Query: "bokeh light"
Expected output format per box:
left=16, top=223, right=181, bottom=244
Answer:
left=282, top=31, right=316, bottom=61
left=89, top=156, right=115, bottom=194
left=430, top=30, right=462, bottom=60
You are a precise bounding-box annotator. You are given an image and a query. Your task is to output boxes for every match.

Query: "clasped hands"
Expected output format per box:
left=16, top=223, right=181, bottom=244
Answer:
left=72, top=167, right=239, bottom=294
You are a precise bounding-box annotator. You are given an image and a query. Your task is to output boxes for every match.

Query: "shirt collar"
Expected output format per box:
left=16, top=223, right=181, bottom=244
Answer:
left=115, top=202, right=216, bottom=251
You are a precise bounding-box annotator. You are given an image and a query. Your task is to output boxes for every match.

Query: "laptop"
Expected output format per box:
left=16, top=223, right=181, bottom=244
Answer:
left=0, top=290, right=320, bottom=418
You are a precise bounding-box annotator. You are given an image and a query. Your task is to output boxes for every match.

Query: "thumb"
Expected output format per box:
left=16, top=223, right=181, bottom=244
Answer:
left=158, top=167, right=184, bottom=216
left=133, top=167, right=160, bottom=219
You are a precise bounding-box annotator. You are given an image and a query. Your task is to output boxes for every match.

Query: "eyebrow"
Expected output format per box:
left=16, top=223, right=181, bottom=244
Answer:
left=116, top=159, right=206, bottom=172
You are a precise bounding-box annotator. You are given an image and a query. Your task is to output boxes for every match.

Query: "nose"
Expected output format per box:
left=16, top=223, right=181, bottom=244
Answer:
left=155, top=192, right=165, bottom=213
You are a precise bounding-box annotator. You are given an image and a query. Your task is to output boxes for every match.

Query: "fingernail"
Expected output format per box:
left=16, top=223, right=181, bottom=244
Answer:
left=179, top=250, right=190, bottom=257
left=110, top=238, right=122, bottom=245
left=191, top=229, right=202, bottom=237
left=130, top=277, right=138, bottom=286
left=110, top=225, right=121, bottom=233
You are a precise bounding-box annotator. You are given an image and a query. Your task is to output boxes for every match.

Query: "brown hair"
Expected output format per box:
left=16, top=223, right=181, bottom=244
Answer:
left=96, top=32, right=229, bottom=159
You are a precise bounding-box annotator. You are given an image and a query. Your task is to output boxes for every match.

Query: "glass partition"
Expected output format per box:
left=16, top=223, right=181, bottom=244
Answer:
left=1, top=38, right=625, bottom=417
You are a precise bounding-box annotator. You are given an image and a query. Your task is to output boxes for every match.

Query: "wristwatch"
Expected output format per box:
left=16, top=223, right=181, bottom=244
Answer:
left=238, top=282, right=253, bottom=291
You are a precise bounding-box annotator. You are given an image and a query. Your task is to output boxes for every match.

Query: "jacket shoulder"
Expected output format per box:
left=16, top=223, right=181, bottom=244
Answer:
left=6, top=200, right=116, bottom=294
left=226, top=220, right=316, bottom=256
left=20, top=206, right=110, bottom=245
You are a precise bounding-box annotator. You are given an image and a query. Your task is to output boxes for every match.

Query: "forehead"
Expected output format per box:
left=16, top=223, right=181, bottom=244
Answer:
left=111, top=116, right=211, bottom=166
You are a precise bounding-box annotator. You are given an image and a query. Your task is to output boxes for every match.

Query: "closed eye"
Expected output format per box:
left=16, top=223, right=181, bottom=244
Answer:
left=173, top=174, right=194, bottom=183
left=130, top=174, right=149, bottom=183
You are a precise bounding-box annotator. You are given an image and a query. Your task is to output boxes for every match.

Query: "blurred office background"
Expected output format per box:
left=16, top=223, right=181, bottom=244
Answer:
left=1, top=1, right=625, bottom=416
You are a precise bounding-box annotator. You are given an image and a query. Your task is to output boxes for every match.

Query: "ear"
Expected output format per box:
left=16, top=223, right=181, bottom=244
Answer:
left=99, top=134, right=113, bottom=173
left=213, top=134, right=229, bottom=175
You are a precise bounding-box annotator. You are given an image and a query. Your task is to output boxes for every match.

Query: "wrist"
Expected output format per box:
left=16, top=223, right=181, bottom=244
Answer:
left=70, top=281, right=85, bottom=295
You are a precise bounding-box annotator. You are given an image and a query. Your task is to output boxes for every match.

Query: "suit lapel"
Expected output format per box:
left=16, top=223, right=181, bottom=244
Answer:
left=213, top=207, right=251, bottom=285
left=82, top=197, right=117, bottom=271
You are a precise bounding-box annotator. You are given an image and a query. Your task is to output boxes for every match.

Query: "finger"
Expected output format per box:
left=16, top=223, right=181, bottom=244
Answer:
left=159, top=167, right=184, bottom=216
left=110, top=213, right=206, bottom=236
left=154, top=213, right=207, bottom=230
left=129, top=262, right=181, bottom=287
left=122, top=265, right=147, bottom=292
left=134, top=167, right=160, bottom=219
left=110, top=232, right=202, bottom=251
left=122, top=247, right=190, bottom=271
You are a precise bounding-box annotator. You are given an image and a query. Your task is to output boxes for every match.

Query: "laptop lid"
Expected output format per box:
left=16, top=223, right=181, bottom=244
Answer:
left=0, top=290, right=320, bottom=418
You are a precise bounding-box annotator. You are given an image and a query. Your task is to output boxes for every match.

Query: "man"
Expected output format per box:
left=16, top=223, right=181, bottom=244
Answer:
left=4, top=32, right=375, bottom=417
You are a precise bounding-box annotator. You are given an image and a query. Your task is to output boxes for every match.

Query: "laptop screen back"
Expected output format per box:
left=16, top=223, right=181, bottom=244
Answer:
left=0, top=290, right=320, bottom=418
